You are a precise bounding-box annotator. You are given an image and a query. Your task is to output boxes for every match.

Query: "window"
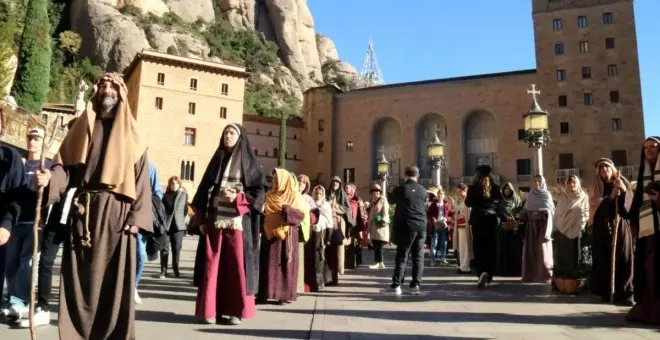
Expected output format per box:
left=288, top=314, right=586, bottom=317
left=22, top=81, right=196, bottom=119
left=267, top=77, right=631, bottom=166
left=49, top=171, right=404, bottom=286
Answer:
left=554, top=43, right=564, bottom=56
left=556, top=69, right=566, bottom=82
left=606, top=37, right=615, bottom=49
left=180, top=160, right=195, bottom=181
left=254, top=149, right=258, bottom=156
left=268, top=131, right=272, bottom=136
left=558, top=95, right=568, bottom=107
left=560, top=122, right=570, bottom=135
left=188, top=102, right=196, bottom=115
left=343, top=168, right=356, bottom=184
left=579, top=40, right=589, bottom=53
left=584, top=93, right=593, bottom=106
left=318, top=141, right=324, bottom=153
left=190, top=78, right=198, bottom=90
left=219, top=107, right=227, bottom=119
left=157, top=73, right=165, bottom=85
left=273, top=148, right=278, bottom=157
left=256, top=129, right=260, bottom=135
left=517, top=129, right=525, bottom=141
left=155, top=97, right=163, bottom=110
left=581, top=67, right=592, bottom=79
left=318, top=119, right=325, bottom=132
left=552, top=18, right=563, bottom=31
left=293, top=134, right=297, bottom=140
left=608, top=64, right=618, bottom=77
left=559, top=153, right=574, bottom=169
left=610, top=90, right=620, bottom=103
left=516, top=159, right=531, bottom=175
left=221, top=83, right=229, bottom=95
left=611, top=150, right=627, bottom=166
left=184, top=127, right=196, bottom=146
left=612, top=118, right=623, bottom=132
left=603, top=12, right=613, bottom=24
left=577, top=16, right=588, bottom=28
left=293, top=154, right=297, bottom=160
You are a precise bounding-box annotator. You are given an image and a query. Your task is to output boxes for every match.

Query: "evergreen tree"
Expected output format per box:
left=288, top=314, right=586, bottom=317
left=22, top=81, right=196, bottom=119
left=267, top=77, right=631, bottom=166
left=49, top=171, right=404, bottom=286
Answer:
left=11, top=0, right=52, bottom=112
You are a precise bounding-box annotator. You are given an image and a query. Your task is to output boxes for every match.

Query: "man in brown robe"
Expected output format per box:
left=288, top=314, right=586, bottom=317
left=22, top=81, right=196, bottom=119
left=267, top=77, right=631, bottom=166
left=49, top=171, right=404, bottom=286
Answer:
left=588, top=158, right=634, bottom=306
left=35, top=73, right=152, bottom=339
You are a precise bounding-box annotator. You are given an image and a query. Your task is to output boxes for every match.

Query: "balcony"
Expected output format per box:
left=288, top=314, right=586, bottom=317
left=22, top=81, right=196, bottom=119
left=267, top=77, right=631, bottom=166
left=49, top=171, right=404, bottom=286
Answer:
left=555, top=168, right=580, bottom=183
left=517, top=174, right=532, bottom=183
left=619, top=165, right=639, bottom=180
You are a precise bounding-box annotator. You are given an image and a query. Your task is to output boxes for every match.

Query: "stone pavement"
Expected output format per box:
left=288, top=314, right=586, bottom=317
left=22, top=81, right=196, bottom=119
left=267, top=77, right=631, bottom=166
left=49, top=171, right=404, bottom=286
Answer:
left=1, top=236, right=659, bottom=339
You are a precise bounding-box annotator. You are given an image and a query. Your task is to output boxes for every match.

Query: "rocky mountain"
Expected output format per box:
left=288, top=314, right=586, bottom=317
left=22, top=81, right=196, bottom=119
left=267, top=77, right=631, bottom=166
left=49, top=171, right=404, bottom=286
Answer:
left=69, top=0, right=360, bottom=113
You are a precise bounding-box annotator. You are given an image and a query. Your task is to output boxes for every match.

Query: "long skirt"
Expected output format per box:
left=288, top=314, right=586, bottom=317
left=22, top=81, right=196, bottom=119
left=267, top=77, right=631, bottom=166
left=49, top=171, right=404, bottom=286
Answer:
left=195, top=228, right=255, bottom=320
left=553, top=231, right=581, bottom=278
left=627, top=239, right=660, bottom=324
left=496, top=226, right=524, bottom=277
left=297, top=242, right=305, bottom=293
left=522, top=211, right=553, bottom=283
left=258, top=226, right=299, bottom=302
left=591, top=217, right=634, bottom=301
left=304, top=230, right=323, bottom=292
left=324, top=244, right=340, bottom=285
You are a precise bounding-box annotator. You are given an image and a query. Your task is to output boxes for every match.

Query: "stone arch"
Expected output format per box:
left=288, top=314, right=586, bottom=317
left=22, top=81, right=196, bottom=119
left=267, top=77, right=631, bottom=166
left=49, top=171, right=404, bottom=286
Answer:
left=415, top=113, right=448, bottom=180
left=463, top=110, right=498, bottom=176
left=371, top=116, right=402, bottom=184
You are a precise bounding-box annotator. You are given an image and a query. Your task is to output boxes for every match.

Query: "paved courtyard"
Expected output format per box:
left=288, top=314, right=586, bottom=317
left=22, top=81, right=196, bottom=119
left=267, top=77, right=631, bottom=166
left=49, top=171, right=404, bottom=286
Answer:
left=1, top=236, right=659, bottom=339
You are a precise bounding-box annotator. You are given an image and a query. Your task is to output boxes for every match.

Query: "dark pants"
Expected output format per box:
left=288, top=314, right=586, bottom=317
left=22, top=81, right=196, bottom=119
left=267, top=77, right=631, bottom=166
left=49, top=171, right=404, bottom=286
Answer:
left=472, top=213, right=498, bottom=280
left=391, top=230, right=426, bottom=288
left=161, top=230, right=186, bottom=275
left=37, top=224, right=64, bottom=310
left=373, top=240, right=386, bottom=263
left=0, top=244, right=5, bottom=306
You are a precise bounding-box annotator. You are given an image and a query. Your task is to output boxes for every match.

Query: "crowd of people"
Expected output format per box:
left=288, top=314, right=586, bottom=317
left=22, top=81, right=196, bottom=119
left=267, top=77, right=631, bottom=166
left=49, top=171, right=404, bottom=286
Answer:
left=0, top=73, right=659, bottom=340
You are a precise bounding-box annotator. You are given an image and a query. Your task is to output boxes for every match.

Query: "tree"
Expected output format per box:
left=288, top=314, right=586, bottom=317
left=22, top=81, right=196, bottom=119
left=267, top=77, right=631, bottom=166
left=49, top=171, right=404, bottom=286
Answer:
left=11, top=0, right=52, bottom=112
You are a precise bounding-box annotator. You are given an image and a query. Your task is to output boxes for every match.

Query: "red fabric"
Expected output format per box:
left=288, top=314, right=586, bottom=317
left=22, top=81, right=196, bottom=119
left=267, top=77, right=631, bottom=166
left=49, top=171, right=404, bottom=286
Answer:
left=426, top=199, right=454, bottom=241
left=258, top=226, right=299, bottom=302
left=235, top=192, right=250, bottom=215
left=195, top=228, right=255, bottom=319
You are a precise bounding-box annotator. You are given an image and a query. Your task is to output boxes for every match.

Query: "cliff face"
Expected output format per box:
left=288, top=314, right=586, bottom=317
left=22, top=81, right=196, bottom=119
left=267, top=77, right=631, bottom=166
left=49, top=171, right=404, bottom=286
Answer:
left=70, top=0, right=359, bottom=105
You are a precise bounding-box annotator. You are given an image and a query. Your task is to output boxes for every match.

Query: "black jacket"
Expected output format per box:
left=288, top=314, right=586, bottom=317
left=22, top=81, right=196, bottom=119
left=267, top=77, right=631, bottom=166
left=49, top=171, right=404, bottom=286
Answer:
left=387, top=179, right=427, bottom=233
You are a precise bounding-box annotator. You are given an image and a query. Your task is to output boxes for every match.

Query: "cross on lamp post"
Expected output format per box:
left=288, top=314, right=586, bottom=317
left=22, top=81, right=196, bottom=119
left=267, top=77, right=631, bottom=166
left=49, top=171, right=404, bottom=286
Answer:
left=427, top=132, right=445, bottom=187
left=376, top=147, right=390, bottom=193
left=523, top=84, right=550, bottom=177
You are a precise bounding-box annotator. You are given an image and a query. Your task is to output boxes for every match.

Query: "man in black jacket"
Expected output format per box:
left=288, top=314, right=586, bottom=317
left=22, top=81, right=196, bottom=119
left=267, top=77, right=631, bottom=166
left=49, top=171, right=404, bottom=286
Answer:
left=387, top=165, right=427, bottom=295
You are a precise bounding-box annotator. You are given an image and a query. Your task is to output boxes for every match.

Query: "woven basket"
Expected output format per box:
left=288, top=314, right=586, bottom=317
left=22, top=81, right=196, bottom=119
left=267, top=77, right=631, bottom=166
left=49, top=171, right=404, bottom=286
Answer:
left=554, top=277, right=586, bottom=294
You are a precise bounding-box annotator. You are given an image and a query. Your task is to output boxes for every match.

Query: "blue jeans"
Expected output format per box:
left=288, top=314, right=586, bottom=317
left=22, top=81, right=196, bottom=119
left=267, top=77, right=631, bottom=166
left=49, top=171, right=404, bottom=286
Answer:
left=136, top=232, right=147, bottom=287
left=430, top=223, right=448, bottom=261
left=5, top=222, right=40, bottom=309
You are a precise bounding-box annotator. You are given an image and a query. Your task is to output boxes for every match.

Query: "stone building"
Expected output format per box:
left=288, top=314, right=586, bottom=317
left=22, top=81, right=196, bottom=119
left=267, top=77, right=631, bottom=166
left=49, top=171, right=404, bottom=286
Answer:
left=242, top=114, right=305, bottom=177
left=124, top=50, right=249, bottom=194
left=300, top=0, right=645, bottom=196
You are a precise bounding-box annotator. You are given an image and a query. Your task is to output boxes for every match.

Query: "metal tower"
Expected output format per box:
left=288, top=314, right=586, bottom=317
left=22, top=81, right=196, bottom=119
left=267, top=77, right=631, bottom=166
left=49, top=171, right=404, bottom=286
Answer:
left=358, top=39, right=384, bottom=88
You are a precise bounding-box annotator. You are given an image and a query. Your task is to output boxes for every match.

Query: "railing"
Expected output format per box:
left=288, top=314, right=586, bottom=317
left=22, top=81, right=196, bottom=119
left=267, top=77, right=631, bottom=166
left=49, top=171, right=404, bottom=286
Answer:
left=555, top=168, right=580, bottom=183
left=517, top=175, right=532, bottom=182
left=619, top=165, right=639, bottom=179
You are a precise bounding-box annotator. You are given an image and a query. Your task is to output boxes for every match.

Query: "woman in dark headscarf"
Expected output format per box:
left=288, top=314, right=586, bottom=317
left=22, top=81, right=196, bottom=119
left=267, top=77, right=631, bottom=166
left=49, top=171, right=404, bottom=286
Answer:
left=497, top=182, right=525, bottom=277
left=324, top=176, right=354, bottom=285
left=465, top=165, right=502, bottom=288
left=190, top=123, right=267, bottom=326
left=521, top=175, right=555, bottom=283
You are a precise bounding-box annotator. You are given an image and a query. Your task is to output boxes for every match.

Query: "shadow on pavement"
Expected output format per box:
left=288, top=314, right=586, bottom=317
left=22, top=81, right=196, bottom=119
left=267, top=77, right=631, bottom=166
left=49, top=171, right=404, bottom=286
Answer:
left=197, top=328, right=492, bottom=339
left=135, top=310, right=199, bottom=324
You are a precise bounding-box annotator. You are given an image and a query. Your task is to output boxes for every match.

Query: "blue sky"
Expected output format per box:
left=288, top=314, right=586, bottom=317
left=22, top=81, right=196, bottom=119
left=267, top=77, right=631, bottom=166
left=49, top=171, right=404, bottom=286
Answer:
left=308, top=0, right=659, bottom=137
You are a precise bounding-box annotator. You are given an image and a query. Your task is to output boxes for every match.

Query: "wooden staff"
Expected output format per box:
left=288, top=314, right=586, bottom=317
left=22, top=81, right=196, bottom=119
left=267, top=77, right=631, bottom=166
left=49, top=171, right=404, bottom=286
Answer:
left=610, top=171, right=622, bottom=304
left=29, top=114, right=61, bottom=340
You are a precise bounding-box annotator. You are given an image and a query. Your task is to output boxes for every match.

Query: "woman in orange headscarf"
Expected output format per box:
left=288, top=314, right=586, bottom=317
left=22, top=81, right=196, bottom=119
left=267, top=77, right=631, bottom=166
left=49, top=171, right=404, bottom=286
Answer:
left=258, top=169, right=309, bottom=303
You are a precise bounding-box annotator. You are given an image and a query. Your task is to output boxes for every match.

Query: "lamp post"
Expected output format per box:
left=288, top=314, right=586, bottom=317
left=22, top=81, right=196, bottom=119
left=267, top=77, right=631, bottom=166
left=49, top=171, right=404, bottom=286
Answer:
left=428, top=132, right=445, bottom=187
left=523, top=84, right=550, bottom=177
left=377, top=152, right=390, bottom=193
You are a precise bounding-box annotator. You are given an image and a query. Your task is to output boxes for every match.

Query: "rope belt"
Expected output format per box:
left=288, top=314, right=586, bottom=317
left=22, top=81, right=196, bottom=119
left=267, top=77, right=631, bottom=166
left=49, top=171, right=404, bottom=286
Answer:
left=72, top=190, right=102, bottom=248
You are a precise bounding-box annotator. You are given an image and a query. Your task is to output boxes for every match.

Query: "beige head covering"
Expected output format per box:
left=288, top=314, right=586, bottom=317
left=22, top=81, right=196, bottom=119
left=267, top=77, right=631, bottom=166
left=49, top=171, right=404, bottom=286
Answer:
left=54, top=73, right=144, bottom=200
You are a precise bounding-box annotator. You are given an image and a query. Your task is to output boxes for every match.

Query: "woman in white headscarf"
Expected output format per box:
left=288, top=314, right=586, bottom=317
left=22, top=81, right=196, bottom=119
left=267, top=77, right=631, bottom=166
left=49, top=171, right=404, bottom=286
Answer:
left=521, top=175, right=555, bottom=283
left=553, top=175, right=589, bottom=281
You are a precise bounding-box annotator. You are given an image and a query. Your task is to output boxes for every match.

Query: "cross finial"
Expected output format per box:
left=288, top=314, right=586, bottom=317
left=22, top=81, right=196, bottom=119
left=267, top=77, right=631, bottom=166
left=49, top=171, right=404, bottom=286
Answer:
left=527, top=84, right=541, bottom=101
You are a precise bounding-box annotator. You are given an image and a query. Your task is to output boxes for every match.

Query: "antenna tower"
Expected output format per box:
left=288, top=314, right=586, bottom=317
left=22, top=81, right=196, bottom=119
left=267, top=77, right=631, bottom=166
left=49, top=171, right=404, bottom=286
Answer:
left=358, top=39, right=384, bottom=88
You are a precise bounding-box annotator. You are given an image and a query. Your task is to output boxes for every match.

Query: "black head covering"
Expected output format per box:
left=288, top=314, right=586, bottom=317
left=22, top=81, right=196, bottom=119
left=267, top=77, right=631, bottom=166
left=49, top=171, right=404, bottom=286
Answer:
left=327, top=176, right=349, bottom=208
left=192, top=123, right=267, bottom=213
left=476, top=164, right=492, bottom=177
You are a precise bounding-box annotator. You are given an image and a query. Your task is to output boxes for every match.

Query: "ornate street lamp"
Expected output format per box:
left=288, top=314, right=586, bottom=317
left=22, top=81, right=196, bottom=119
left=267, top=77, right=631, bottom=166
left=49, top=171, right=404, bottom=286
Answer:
left=428, top=132, right=445, bottom=187
left=523, top=84, right=550, bottom=176
left=377, top=152, right=390, bottom=193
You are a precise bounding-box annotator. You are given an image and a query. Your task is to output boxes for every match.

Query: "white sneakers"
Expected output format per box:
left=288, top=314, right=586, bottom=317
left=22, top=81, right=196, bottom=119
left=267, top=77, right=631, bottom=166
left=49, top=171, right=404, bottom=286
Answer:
left=369, top=262, right=386, bottom=269
left=16, top=308, right=51, bottom=328
left=386, top=285, right=420, bottom=296
left=135, top=289, right=142, bottom=305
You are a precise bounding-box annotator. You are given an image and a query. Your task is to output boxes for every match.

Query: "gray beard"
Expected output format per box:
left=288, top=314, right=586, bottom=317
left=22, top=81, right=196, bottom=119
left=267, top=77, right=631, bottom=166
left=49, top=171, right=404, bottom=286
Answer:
left=100, top=97, right=118, bottom=114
